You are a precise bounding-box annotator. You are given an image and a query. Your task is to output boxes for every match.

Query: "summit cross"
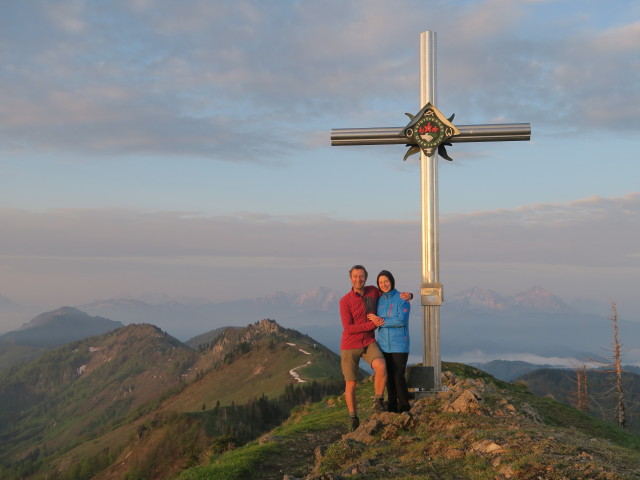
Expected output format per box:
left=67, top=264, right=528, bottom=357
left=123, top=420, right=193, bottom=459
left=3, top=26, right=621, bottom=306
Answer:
left=331, top=31, right=531, bottom=392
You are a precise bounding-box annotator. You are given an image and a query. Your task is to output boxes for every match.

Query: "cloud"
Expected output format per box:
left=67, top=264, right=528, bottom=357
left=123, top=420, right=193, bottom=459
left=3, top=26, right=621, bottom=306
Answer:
left=441, top=193, right=640, bottom=267
left=445, top=348, right=640, bottom=367
left=0, top=208, right=418, bottom=259
left=0, top=192, right=638, bottom=311
left=1, top=193, right=638, bottom=267
left=443, top=350, right=590, bottom=367
left=1, top=0, right=639, bottom=163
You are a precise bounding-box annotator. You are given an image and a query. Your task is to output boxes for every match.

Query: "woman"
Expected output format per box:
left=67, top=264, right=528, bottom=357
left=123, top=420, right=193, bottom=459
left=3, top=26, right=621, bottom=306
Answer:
left=367, top=270, right=411, bottom=413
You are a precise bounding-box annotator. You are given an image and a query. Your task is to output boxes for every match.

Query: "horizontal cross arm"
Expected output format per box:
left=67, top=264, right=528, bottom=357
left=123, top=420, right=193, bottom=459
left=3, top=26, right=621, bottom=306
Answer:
left=331, top=123, right=530, bottom=146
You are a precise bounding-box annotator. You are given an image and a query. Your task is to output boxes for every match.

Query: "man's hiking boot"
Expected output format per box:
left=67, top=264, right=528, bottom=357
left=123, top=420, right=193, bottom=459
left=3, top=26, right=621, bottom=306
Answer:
left=350, top=416, right=360, bottom=431
left=373, top=398, right=385, bottom=413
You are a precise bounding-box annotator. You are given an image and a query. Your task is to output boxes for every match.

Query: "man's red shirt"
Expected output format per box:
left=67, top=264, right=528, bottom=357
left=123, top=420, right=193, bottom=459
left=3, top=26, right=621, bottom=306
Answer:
left=339, top=285, right=381, bottom=350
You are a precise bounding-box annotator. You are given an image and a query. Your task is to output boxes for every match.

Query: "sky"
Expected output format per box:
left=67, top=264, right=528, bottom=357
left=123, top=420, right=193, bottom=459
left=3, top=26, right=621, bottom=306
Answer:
left=1, top=0, right=639, bottom=333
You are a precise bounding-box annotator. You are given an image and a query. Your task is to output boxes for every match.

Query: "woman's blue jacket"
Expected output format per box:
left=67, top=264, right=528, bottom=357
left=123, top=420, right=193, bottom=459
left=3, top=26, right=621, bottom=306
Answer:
left=375, top=288, right=410, bottom=353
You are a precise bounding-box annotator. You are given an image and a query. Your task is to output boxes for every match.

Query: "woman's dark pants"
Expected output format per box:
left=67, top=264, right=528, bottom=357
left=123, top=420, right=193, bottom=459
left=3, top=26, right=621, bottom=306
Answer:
left=383, top=352, right=410, bottom=412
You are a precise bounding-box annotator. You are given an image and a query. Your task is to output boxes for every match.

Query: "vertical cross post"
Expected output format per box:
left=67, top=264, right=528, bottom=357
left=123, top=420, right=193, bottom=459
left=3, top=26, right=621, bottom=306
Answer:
left=419, top=31, right=442, bottom=390
left=331, top=30, right=530, bottom=393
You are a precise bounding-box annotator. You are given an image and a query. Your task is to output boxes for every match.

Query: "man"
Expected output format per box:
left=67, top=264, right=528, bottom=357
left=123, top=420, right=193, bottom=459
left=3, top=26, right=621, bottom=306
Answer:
left=339, top=265, right=412, bottom=431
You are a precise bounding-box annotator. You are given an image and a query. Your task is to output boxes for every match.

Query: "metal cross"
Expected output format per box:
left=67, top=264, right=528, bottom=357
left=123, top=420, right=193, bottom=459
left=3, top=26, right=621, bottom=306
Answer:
left=331, top=31, right=531, bottom=393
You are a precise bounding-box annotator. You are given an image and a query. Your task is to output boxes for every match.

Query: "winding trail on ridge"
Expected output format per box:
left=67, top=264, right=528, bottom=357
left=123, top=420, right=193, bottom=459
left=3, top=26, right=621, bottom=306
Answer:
left=286, top=342, right=312, bottom=383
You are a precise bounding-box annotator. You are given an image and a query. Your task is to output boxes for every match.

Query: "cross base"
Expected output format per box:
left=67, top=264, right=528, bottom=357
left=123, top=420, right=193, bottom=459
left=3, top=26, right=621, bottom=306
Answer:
left=406, top=365, right=435, bottom=397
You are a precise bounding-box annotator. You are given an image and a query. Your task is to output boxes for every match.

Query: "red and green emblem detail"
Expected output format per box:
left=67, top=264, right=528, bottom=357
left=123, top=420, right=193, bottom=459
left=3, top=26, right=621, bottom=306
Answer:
left=403, top=103, right=460, bottom=158
left=412, top=111, right=447, bottom=150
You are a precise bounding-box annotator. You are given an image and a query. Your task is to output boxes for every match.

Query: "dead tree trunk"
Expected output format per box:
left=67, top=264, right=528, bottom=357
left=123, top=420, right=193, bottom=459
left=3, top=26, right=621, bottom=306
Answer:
left=575, top=366, right=584, bottom=410
left=611, top=301, right=626, bottom=428
left=578, top=364, right=589, bottom=412
left=570, top=363, right=589, bottom=412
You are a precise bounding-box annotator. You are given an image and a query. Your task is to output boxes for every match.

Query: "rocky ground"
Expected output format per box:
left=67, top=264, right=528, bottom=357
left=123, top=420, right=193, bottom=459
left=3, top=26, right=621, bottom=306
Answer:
left=271, top=367, right=640, bottom=479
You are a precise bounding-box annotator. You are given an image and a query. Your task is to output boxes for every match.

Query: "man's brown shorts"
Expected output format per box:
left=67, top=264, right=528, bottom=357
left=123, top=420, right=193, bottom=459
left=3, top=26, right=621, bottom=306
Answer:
left=341, top=342, right=384, bottom=382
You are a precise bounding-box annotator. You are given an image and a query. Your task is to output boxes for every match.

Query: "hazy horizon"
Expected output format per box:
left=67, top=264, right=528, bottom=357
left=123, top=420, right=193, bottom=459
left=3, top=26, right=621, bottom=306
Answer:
left=4, top=283, right=640, bottom=369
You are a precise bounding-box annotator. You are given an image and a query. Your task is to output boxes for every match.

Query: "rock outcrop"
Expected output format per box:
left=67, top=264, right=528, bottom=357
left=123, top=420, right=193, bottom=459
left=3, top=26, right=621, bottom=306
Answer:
left=302, top=369, right=639, bottom=479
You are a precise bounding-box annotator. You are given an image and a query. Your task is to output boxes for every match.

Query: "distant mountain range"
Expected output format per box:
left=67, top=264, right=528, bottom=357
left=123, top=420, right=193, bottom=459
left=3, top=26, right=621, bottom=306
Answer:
left=75, top=285, right=640, bottom=366
left=0, top=307, right=123, bottom=369
left=76, top=286, right=342, bottom=340
left=439, top=286, right=637, bottom=364
left=0, top=293, right=20, bottom=309
left=0, top=285, right=636, bottom=369
left=446, top=285, right=575, bottom=313
left=471, top=358, right=640, bottom=382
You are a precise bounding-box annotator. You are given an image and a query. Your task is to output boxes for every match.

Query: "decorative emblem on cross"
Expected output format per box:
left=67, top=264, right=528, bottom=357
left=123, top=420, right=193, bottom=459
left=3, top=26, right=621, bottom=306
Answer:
left=402, top=102, right=460, bottom=161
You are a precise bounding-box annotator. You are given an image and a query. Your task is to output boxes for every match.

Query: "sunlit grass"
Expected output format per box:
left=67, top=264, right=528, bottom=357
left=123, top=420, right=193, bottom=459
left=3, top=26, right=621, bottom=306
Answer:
left=178, top=442, right=279, bottom=480
left=178, top=390, right=352, bottom=480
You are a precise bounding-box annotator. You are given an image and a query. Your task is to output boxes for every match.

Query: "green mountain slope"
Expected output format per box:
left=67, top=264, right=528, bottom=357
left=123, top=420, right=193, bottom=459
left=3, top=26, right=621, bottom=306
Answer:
left=173, top=318, right=345, bottom=407
left=87, top=320, right=347, bottom=479
left=5, top=322, right=639, bottom=480
left=0, top=318, right=346, bottom=480
left=0, top=323, right=195, bottom=472
left=516, top=367, right=640, bottom=434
